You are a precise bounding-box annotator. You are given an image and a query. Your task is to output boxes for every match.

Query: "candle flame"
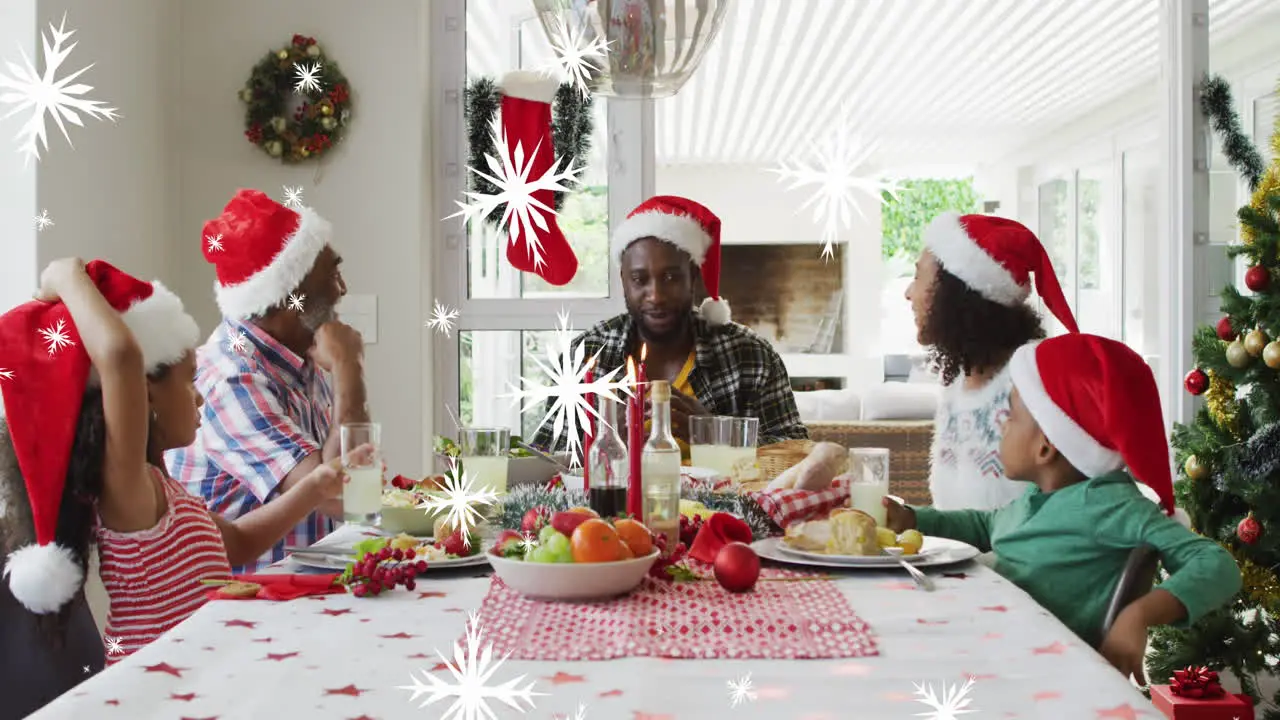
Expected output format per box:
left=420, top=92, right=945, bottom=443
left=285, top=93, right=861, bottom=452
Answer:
left=626, top=356, right=636, bottom=381
left=641, top=343, right=648, bottom=362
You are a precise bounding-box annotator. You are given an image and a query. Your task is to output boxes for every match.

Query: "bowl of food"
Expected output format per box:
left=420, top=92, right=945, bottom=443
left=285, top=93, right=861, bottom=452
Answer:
left=433, top=435, right=568, bottom=490
left=379, top=475, right=447, bottom=536
left=486, top=510, right=660, bottom=600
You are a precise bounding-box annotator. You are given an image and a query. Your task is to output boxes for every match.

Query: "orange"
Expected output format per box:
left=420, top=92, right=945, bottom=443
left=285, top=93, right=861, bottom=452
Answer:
left=612, top=518, right=654, bottom=558
left=567, top=506, right=600, bottom=518
left=616, top=542, right=635, bottom=560
left=570, top=519, right=622, bottom=563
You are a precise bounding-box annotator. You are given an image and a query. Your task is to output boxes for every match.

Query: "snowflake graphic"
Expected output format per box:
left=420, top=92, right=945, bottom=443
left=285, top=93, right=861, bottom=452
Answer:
left=104, top=635, right=123, bottom=656
left=287, top=293, right=306, bottom=312
left=226, top=330, right=249, bottom=354
left=0, top=14, right=119, bottom=165
left=40, top=319, right=74, bottom=355
left=769, top=117, right=899, bottom=260
left=282, top=185, right=304, bottom=209
left=445, top=116, right=583, bottom=271
left=517, top=531, right=539, bottom=555
left=293, top=62, right=323, bottom=94
left=426, top=300, right=459, bottom=337
left=912, top=677, right=977, bottom=719
left=398, top=611, right=544, bottom=719
left=417, top=458, right=498, bottom=550
left=503, top=310, right=631, bottom=468
left=205, top=233, right=224, bottom=252
left=555, top=704, right=588, bottom=720
left=0, top=368, right=12, bottom=381
left=33, top=209, right=53, bottom=232
left=727, top=672, right=757, bottom=708
left=540, top=14, right=610, bottom=98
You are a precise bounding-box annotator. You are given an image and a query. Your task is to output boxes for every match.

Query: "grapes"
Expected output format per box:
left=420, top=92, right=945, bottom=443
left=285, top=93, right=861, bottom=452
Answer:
left=545, top=533, right=569, bottom=555
left=539, top=525, right=560, bottom=544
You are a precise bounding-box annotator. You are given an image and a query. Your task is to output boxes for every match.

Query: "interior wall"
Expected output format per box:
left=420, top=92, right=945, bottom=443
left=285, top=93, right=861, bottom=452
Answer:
left=0, top=0, right=38, bottom=311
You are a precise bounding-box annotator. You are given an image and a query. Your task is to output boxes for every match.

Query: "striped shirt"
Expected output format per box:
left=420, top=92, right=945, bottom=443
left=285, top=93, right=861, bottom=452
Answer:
left=97, top=466, right=232, bottom=662
left=165, top=319, right=335, bottom=572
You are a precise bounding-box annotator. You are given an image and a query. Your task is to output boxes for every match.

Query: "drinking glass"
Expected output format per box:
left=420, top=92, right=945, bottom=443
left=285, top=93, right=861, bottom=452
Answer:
left=848, top=447, right=891, bottom=527
left=340, top=423, right=383, bottom=525
left=689, top=416, right=760, bottom=482
left=459, top=427, right=511, bottom=495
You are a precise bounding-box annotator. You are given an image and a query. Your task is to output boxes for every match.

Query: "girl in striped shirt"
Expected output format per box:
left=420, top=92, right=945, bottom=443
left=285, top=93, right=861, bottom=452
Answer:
left=0, top=259, right=350, bottom=690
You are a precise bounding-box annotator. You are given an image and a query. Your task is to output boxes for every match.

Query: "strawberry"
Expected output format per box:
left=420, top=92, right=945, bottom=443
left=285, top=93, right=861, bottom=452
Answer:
left=443, top=529, right=481, bottom=557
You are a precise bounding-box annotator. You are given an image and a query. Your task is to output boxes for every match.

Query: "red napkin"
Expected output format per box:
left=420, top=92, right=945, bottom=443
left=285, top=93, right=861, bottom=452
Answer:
left=687, top=512, right=753, bottom=564
left=210, top=573, right=346, bottom=601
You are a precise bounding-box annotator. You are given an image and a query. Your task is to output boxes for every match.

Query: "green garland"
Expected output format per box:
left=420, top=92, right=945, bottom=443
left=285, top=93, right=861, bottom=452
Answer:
left=464, top=76, right=594, bottom=229
left=1201, top=73, right=1266, bottom=190
left=240, top=34, right=353, bottom=163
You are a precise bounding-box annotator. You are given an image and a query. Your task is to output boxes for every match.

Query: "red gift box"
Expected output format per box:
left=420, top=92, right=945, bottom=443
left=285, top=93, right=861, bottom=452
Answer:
left=1150, top=685, right=1254, bottom=720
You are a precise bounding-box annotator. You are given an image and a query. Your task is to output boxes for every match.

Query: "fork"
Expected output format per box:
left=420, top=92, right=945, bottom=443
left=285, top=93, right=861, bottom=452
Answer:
left=887, top=551, right=935, bottom=591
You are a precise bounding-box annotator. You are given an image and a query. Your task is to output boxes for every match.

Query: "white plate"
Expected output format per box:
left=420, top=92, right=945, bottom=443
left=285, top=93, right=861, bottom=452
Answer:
left=290, top=550, right=490, bottom=572
left=753, top=536, right=980, bottom=570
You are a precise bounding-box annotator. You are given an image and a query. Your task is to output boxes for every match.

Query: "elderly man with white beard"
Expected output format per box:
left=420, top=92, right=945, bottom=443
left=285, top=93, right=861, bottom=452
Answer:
left=166, top=189, right=369, bottom=572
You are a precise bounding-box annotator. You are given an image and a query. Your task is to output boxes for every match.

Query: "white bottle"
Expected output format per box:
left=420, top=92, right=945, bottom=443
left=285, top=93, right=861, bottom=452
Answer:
left=642, top=380, right=682, bottom=552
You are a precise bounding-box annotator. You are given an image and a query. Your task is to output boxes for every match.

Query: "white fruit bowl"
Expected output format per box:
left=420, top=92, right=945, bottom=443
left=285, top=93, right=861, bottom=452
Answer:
left=487, top=550, right=660, bottom=601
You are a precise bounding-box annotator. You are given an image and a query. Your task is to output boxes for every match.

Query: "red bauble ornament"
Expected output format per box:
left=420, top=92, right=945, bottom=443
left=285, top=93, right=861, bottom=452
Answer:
left=1245, top=265, right=1271, bottom=292
left=521, top=506, right=552, bottom=534
left=713, top=542, right=761, bottom=593
left=1216, top=317, right=1237, bottom=341
left=1184, top=368, right=1209, bottom=396
left=1237, top=513, right=1261, bottom=544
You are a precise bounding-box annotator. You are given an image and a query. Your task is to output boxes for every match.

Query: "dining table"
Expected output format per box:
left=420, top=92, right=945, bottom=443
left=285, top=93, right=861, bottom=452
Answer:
left=27, top=522, right=1159, bottom=720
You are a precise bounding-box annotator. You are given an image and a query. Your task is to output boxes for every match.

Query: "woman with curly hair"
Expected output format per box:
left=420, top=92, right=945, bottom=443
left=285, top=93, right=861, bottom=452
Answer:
left=905, top=213, right=1078, bottom=510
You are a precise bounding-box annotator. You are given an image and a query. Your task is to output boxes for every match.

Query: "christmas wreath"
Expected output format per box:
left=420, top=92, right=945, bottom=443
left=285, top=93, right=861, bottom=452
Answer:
left=465, top=76, right=594, bottom=228
left=239, top=34, right=353, bottom=163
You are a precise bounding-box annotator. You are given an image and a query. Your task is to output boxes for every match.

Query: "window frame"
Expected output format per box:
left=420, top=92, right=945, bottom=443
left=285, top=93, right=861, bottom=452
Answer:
left=430, top=0, right=655, bottom=437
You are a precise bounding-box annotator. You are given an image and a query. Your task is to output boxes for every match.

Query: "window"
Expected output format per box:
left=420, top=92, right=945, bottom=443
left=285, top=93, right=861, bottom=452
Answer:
left=1036, top=167, right=1120, bottom=339
left=1121, top=142, right=1160, bottom=359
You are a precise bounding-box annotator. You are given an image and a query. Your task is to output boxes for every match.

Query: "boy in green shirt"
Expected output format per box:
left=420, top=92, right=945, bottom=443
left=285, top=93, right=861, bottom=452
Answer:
left=884, top=333, right=1241, bottom=683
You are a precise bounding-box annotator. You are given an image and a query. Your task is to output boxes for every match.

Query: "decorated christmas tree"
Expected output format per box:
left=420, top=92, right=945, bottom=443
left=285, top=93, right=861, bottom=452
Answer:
left=1147, top=75, right=1280, bottom=716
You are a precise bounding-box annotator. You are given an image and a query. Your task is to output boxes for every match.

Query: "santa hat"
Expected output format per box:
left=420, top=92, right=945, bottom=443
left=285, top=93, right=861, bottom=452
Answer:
left=612, top=196, right=730, bottom=325
left=924, top=212, right=1079, bottom=333
left=0, top=260, right=199, bottom=614
left=1008, top=334, right=1177, bottom=517
left=202, top=189, right=332, bottom=320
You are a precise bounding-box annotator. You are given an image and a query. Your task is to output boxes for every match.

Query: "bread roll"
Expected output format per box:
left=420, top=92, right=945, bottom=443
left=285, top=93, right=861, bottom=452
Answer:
left=794, top=442, right=847, bottom=491
left=827, top=508, right=879, bottom=555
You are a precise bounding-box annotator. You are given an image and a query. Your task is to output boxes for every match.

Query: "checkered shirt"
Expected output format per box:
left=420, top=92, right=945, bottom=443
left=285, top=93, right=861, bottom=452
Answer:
left=532, top=312, right=809, bottom=451
left=165, top=319, right=335, bottom=572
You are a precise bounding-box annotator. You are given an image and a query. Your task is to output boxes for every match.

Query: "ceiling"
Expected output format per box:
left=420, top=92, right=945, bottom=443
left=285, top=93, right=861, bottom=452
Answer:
left=467, top=0, right=1280, bottom=169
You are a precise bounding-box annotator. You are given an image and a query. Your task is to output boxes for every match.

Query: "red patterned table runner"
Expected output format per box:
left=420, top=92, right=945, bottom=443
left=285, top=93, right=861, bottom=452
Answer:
left=471, top=566, right=879, bottom=661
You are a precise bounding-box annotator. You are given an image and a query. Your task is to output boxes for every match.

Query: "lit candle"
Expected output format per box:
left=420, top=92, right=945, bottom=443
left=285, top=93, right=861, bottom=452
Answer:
left=626, top=356, right=643, bottom=518
left=582, top=358, right=595, bottom=493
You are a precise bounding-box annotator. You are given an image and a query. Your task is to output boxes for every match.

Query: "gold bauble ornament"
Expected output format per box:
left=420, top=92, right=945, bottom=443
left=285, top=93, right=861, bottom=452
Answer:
left=321, top=117, right=337, bottom=130
left=307, top=44, right=322, bottom=58
left=1227, top=339, right=1252, bottom=368
left=1183, top=455, right=1209, bottom=481
left=277, top=49, right=290, bottom=60
left=321, top=104, right=333, bottom=116
left=266, top=140, right=283, bottom=157
left=299, top=147, right=310, bottom=158
left=1265, top=341, right=1280, bottom=369
left=1245, top=329, right=1268, bottom=357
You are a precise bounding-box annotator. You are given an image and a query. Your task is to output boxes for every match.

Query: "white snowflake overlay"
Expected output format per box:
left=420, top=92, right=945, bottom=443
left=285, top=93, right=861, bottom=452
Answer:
left=504, top=310, right=632, bottom=468
left=293, top=61, right=323, bottom=94
left=446, top=116, right=584, bottom=271
left=0, top=14, right=119, bottom=164
left=426, top=300, right=460, bottom=337
left=727, top=672, right=757, bottom=707
left=226, top=330, right=248, bottom=355
left=0, top=368, right=12, bottom=381
left=282, top=185, right=304, bottom=209
left=399, top=611, right=544, bottom=720
left=770, top=114, right=899, bottom=260
left=205, top=233, right=224, bottom=252
left=40, top=319, right=74, bottom=355
left=540, top=13, right=611, bottom=98
left=34, top=209, right=53, bottom=232
left=287, top=293, right=306, bottom=312
left=912, top=677, right=977, bottom=720
left=417, top=458, right=498, bottom=550
left=104, top=635, right=123, bottom=656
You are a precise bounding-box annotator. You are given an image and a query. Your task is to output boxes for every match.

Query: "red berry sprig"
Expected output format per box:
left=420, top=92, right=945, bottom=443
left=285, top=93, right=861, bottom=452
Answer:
left=647, top=531, right=694, bottom=582
left=678, top=514, right=704, bottom=547
left=340, top=543, right=427, bottom=597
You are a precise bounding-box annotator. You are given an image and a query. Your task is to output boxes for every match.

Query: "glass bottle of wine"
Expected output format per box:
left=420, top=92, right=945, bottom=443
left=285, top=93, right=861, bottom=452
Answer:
left=586, top=396, right=628, bottom=519
left=642, top=380, right=681, bottom=552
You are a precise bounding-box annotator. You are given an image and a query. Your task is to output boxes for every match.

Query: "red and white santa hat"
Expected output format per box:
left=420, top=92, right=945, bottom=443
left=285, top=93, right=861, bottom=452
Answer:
left=0, top=260, right=200, bottom=614
left=924, top=212, right=1079, bottom=333
left=1008, top=333, right=1177, bottom=517
left=612, top=196, right=730, bottom=325
left=202, top=189, right=332, bottom=320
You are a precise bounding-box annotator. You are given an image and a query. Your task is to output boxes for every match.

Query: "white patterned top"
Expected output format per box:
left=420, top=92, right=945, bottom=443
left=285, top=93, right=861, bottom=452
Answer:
left=928, top=365, right=1027, bottom=510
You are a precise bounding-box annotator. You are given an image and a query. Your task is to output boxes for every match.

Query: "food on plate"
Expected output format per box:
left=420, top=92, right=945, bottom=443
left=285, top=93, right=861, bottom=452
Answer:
left=679, top=499, right=716, bottom=521
left=766, top=442, right=847, bottom=491
left=875, top=526, right=898, bottom=548
left=782, top=509, right=898, bottom=556
left=221, top=581, right=261, bottom=598
left=491, top=529, right=525, bottom=557
left=496, top=516, right=655, bottom=564
left=571, top=519, right=623, bottom=563
left=896, top=529, right=924, bottom=556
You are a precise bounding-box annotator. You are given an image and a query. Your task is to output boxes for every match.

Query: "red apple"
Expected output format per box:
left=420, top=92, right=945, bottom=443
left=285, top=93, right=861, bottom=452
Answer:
left=521, top=506, right=552, bottom=534
left=550, top=511, right=592, bottom=538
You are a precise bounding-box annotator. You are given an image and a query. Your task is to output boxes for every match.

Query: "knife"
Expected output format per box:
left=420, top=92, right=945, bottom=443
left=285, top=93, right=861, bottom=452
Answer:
left=285, top=545, right=356, bottom=557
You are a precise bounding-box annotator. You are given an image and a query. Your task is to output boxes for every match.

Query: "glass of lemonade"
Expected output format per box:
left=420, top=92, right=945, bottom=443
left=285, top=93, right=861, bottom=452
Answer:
left=459, top=427, right=510, bottom=495
left=340, top=422, right=383, bottom=525
left=689, top=416, right=760, bottom=482
left=848, top=447, right=891, bottom=527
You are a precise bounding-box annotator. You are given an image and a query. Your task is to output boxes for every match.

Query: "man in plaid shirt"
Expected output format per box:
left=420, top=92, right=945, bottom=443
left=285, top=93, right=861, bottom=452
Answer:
left=166, top=190, right=370, bottom=572
left=534, top=196, right=807, bottom=455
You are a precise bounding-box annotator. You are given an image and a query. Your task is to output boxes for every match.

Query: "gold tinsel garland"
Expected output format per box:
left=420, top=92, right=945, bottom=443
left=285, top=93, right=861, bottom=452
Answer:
left=1206, top=370, right=1242, bottom=438
left=1234, top=549, right=1280, bottom=612
left=1242, top=166, right=1279, bottom=245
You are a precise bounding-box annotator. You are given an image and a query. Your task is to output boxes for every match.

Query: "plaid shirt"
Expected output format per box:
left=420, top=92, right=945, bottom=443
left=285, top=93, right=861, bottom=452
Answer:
left=165, top=319, right=335, bottom=572
left=533, top=312, right=808, bottom=451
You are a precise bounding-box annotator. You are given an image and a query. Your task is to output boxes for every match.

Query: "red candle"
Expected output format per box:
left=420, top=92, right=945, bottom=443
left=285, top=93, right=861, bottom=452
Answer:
left=626, top=356, right=643, bottom=518
left=582, top=360, right=595, bottom=493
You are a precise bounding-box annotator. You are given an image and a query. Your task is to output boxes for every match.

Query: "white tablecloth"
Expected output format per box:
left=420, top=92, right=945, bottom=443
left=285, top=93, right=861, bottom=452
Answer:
left=30, top=525, right=1158, bottom=720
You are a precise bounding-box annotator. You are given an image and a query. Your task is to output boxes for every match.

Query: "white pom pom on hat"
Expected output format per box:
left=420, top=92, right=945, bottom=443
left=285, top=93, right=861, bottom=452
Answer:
left=3, top=543, right=84, bottom=614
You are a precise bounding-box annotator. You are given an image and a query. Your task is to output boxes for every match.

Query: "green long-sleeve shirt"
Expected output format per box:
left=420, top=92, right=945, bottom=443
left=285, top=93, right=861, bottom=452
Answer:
left=913, top=471, right=1241, bottom=647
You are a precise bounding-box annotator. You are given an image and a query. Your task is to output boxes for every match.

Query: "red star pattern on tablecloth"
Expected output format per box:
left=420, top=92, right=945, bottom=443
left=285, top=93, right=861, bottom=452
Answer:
left=348, top=716, right=377, bottom=720
left=418, top=591, right=446, bottom=599
left=178, top=716, right=217, bottom=720
left=264, top=652, right=298, bottom=661
left=964, top=672, right=997, bottom=681
left=546, top=672, right=585, bottom=685
left=222, top=619, right=257, bottom=628
left=252, top=637, right=274, bottom=643
left=429, top=662, right=449, bottom=672
left=169, top=692, right=197, bottom=701
left=916, top=618, right=948, bottom=625
left=1034, top=691, right=1063, bottom=701
left=143, top=662, right=187, bottom=677
left=324, top=685, right=367, bottom=697
left=600, top=689, right=624, bottom=697
left=1033, top=641, right=1068, bottom=655
left=981, top=605, right=1008, bottom=612
left=379, top=632, right=416, bottom=639
left=321, top=608, right=352, bottom=616
left=1096, top=704, right=1143, bottom=719
left=104, top=699, right=119, bottom=706
left=633, top=713, right=674, bottom=720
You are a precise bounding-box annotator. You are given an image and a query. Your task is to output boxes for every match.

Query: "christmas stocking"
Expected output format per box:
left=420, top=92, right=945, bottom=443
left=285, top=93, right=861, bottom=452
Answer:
left=499, top=71, right=579, bottom=286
